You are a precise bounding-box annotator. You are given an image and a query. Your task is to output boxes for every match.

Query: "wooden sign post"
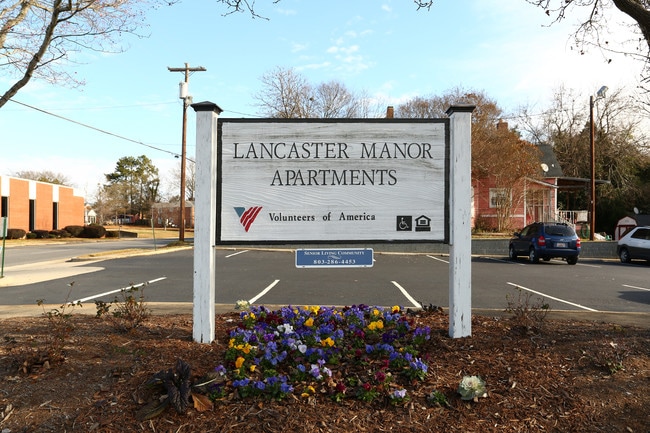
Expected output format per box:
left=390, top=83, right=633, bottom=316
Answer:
left=191, top=102, right=474, bottom=343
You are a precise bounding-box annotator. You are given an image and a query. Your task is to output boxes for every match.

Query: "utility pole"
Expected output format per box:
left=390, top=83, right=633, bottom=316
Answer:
left=588, top=85, right=607, bottom=242
left=167, top=63, right=206, bottom=242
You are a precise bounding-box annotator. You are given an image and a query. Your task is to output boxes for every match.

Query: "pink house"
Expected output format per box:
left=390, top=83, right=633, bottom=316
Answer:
left=471, top=142, right=564, bottom=233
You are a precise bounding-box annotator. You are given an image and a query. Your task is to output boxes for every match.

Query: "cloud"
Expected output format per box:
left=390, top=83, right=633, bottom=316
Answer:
left=296, top=62, right=332, bottom=71
left=291, top=42, right=309, bottom=53
left=276, top=8, right=297, bottom=16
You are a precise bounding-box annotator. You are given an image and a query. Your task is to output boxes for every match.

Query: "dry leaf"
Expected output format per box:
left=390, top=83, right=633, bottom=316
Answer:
left=191, top=392, right=214, bottom=412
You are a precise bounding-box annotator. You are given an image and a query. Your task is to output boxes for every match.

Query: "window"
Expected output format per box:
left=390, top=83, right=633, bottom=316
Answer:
left=0, top=196, right=7, bottom=218
left=29, top=199, right=35, bottom=232
left=53, top=202, right=59, bottom=230
left=489, top=188, right=509, bottom=208
left=631, top=228, right=650, bottom=240
left=545, top=224, right=575, bottom=236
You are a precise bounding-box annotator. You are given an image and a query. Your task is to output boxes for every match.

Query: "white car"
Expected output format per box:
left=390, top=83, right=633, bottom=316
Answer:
left=617, top=226, right=650, bottom=263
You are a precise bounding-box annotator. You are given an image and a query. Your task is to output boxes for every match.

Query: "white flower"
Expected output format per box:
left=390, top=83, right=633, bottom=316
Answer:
left=458, top=375, right=487, bottom=401
left=235, top=299, right=250, bottom=310
left=277, top=323, right=294, bottom=335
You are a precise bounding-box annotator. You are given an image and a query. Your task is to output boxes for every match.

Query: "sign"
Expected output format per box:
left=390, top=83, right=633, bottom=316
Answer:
left=217, top=119, right=449, bottom=244
left=296, top=248, right=374, bottom=268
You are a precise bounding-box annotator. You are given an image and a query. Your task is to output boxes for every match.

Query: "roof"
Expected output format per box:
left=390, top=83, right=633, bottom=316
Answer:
left=634, top=214, right=650, bottom=226
left=537, top=143, right=563, bottom=177
left=536, top=144, right=611, bottom=189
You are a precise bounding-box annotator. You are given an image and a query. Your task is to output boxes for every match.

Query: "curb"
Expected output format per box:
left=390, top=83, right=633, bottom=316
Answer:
left=1, top=303, right=647, bottom=329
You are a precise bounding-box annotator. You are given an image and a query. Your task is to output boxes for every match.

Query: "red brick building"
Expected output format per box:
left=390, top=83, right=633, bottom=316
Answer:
left=0, top=175, right=85, bottom=233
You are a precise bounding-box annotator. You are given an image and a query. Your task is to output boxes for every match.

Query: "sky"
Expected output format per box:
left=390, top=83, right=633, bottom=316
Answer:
left=0, top=0, right=644, bottom=200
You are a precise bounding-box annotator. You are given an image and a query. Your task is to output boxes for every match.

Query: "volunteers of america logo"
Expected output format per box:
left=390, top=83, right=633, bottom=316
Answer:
left=234, top=206, right=262, bottom=232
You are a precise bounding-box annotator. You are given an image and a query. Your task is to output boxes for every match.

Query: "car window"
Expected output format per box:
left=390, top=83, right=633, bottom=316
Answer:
left=544, top=225, right=575, bottom=236
left=631, top=228, right=650, bottom=240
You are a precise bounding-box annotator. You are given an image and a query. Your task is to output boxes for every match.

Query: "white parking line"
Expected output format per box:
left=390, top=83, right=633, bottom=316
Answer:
left=225, top=250, right=249, bottom=258
left=487, top=257, right=524, bottom=265
left=391, top=281, right=422, bottom=309
left=506, top=282, right=599, bottom=312
left=72, top=277, right=167, bottom=304
left=249, top=279, right=280, bottom=304
left=426, top=255, right=449, bottom=264
left=575, top=261, right=601, bottom=268
left=623, top=284, right=650, bottom=292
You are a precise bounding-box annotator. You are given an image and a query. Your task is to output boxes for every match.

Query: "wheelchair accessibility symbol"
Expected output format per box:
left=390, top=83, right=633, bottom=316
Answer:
left=396, top=215, right=431, bottom=232
left=396, top=216, right=412, bottom=231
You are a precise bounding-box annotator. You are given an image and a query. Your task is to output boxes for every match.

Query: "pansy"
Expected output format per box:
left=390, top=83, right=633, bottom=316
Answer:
left=213, top=304, right=432, bottom=402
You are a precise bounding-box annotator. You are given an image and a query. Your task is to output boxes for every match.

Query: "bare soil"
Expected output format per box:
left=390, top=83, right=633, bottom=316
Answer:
left=1, top=309, right=648, bottom=433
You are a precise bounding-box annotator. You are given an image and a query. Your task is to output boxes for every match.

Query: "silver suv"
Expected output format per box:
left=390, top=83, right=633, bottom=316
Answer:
left=617, top=226, right=650, bottom=263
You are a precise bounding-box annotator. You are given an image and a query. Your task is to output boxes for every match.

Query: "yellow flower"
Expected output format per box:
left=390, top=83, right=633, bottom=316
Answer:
left=372, top=308, right=380, bottom=316
left=310, top=305, right=320, bottom=314
left=228, top=338, right=235, bottom=348
left=392, top=305, right=400, bottom=313
left=304, top=317, right=314, bottom=327
left=235, top=356, right=245, bottom=369
left=320, top=337, right=335, bottom=347
left=368, top=320, right=384, bottom=331
left=249, top=365, right=256, bottom=372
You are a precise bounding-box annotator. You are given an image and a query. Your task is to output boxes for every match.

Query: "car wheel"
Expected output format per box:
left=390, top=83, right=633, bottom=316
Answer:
left=567, top=256, right=578, bottom=265
left=528, top=248, right=539, bottom=264
left=619, top=248, right=631, bottom=263
left=543, top=257, right=551, bottom=262
left=509, top=246, right=517, bottom=261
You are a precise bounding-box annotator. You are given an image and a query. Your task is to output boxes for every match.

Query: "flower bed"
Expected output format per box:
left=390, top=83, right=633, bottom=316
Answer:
left=211, top=304, right=431, bottom=404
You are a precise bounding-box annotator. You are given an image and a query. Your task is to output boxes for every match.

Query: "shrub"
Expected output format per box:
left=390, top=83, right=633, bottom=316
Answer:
left=32, top=230, right=50, bottom=239
left=505, top=286, right=550, bottom=334
left=4, top=228, right=26, bottom=239
left=26, top=232, right=37, bottom=239
left=105, top=230, right=120, bottom=238
left=49, top=230, right=72, bottom=238
left=81, top=225, right=106, bottom=238
left=95, top=285, right=150, bottom=332
left=64, top=225, right=84, bottom=237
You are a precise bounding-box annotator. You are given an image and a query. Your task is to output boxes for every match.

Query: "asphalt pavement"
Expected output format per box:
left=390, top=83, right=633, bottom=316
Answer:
left=1, top=245, right=648, bottom=329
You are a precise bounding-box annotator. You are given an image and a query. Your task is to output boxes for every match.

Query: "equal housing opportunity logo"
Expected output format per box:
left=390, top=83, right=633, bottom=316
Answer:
left=234, top=206, right=263, bottom=232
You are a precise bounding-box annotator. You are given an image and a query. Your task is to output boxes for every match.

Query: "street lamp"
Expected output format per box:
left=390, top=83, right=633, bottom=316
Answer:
left=589, top=85, right=607, bottom=241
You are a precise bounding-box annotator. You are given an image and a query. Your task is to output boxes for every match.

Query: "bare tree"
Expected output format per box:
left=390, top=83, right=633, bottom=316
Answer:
left=216, top=0, right=436, bottom=18
left=0, top=0, right=178, bottom=109
left=254, top=66, right=375, bottom=118
left=314, top=81, right=361, bottom=118
left=168, top=159, right=196, bottom=202
left=516, top=85, right=650, bottom=230
left=254, top=67, right=315, bottom=118
left=524, top=1, right=650, bottom=72
left=11, top=169, right=70, bottom=186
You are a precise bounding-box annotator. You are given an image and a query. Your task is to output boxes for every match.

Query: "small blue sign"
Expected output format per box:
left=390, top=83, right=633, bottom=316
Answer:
left=296, top=248, right=374, bottom=268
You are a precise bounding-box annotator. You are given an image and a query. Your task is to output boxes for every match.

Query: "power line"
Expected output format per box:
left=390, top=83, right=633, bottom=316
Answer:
left=8, top=98, right=195, bottom=162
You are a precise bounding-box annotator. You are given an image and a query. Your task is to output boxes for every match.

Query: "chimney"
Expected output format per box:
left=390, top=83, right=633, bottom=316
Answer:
left=386, top=106, right=394, bottom=119
left=496, top=119, right=508, bottom=130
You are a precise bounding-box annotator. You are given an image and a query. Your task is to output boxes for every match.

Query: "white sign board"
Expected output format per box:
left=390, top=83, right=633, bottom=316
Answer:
left=217, top=119, right=449, bottom=244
